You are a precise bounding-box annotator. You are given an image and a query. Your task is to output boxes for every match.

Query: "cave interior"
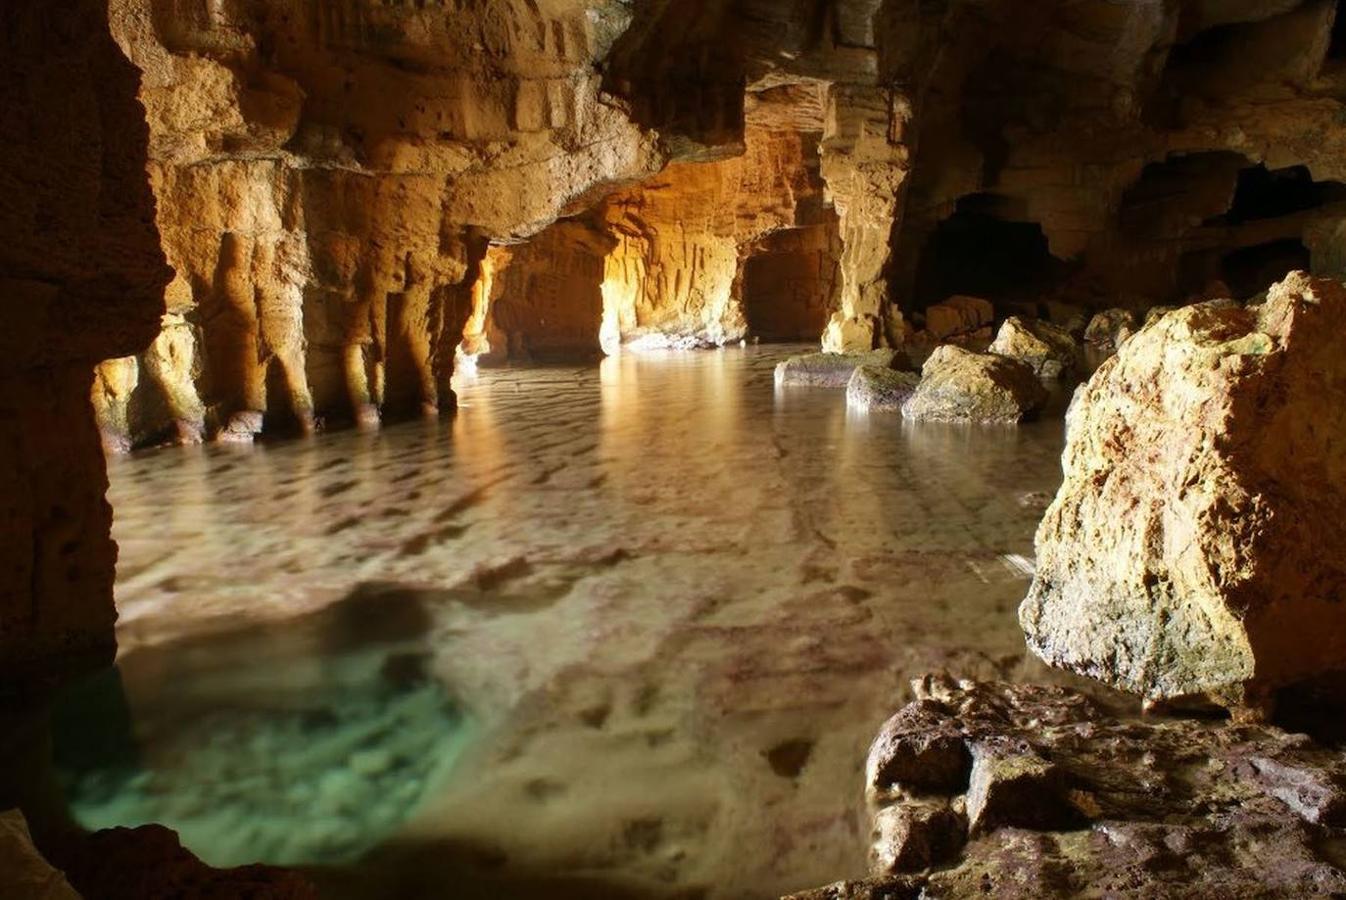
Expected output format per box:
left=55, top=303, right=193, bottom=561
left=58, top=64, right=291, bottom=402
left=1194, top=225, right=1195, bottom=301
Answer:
left=5, top=0, right=1346, bottom=898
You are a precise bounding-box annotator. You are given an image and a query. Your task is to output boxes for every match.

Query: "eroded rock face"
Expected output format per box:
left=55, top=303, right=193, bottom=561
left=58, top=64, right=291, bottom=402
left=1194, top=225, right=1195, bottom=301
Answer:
left=901, top=346, right=1048, bottom=424
left=922, top=296, right=995, bottom=343
left=1021, top=273, right=1346, bottom=707
left=988, top=317, right=1080, bottom=380
left=100, top=0, right=669, bottom=444
left=0, top=0, right=171, bottom=688
left=791, top=677, right=1346, bottom=900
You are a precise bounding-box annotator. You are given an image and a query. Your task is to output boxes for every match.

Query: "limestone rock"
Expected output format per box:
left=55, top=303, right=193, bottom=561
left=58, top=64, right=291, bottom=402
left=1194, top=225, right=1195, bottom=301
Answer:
left=775, top=350, right=907, bottom=389
left=0, top=810, right=80, bottom=900
left=846, top=367, right=921, bottom=413
left=1142, top=305, right=1177, bottom=326
left=1021, top=273, right=1346, bottom=707
left=794, top=678, right=1346, bottom=899
left=55, top=824, right=318, bottom=900
left=901, top=346, right=1048, bottom=424
left=871, top=802, right=965, bottom=876
left=988, top=317, right=1080, bottom=379
left=1082, top=308, right=1138, bottom=352
left=924, top=296, right=994, bottom=341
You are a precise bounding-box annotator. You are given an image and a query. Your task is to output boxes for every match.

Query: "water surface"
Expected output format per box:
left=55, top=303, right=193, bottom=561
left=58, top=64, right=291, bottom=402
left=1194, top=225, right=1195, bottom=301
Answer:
left=57, top=346, right=1073, bottom=898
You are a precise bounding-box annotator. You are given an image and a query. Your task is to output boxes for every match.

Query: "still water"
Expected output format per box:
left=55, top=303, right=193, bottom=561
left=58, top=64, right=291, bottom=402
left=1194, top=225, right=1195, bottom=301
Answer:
left=55, top=346, right=1073, bottom=898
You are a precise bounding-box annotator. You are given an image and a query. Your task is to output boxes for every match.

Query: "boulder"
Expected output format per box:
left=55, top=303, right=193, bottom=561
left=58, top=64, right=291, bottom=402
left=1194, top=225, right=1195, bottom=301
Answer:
left=0, top=810, right=80, bottom=900
left=1082, top=307, right=1138, bottom=351
left=988, top=317, right=1080, bottom=379
left=900, top=346, right=1048, bottom=424
left=924, top=296, right=994, bottom=341
left=1021, top=273, right=1346, bottom=708
left=846, top=366, right=921, bottom=412
left=791, top=677, right=1346, bottom=899
left=1142, top=304, right=1177, bottom=326
left=774, top=349, right=908, bottom=388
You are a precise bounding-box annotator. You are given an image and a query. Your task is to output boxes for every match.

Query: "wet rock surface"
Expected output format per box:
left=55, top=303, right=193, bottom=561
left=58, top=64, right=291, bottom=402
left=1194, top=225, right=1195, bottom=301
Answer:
left=791, top=677, right=1346, bottom=900
left=775, top=350, right=908, bottom=389
left=1022, top=273, right=1346, bottom=707
left=846, top=367, right=922, bottom=413
left=988, top=318, right=1081, bottom=380
left=1082, top=309, right=1138, bottom=353
left=901, top=346, right=1049, bottom=424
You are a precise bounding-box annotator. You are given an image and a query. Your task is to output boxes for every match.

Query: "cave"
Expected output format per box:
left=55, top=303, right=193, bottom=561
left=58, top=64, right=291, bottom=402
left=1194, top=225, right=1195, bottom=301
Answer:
left=1220, top=238, right=1314, bottom=298
left=739, top=221, right=840, bottom=343
left=8, top=2, right=1346, bottom=899
left=909, top=195, right=1066, bottom=313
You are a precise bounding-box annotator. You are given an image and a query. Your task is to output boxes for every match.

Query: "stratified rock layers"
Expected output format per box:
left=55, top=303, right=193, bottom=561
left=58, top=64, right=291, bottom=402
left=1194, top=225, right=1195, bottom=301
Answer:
left=1021, top=273, right=1346, bottom=706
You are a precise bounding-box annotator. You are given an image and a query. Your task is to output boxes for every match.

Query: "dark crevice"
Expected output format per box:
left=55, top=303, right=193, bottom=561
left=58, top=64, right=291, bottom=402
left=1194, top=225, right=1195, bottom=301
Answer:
left=909, top=194, right=1069, bottom=312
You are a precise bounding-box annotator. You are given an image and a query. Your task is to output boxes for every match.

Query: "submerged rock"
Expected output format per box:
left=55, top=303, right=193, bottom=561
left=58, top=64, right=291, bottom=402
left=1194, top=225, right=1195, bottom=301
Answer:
left=1082, top=307, right=1138, bottom=352
left=789, top=677, right=1346, bottom=900
left=846, top=366, right=921, bottom=412
left=901, top=346, right=1048, bottom=424
left=775, top=350, right=907, bottom=388
left=988, top=317, right=1080, bottom=379
left=1021, top=273, right=1346, bottom=708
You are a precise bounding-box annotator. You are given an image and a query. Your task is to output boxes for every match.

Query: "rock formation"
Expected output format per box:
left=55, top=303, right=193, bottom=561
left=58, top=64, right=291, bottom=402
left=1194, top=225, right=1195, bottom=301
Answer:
left=1083, top=308, right=1140, bottom=353
left=791, top=677, right=1346, bottom=899
left=775, top=350, right=908, bottom=389
left=988, top=317, right=1080, bottom=380
left=846, top=367, right=921, bottom=413
left=901, top=346, right=1048, bottom=424
left=1022, top=273, right=1346, bottom=708
left=0, top=0, right=171, bottom=689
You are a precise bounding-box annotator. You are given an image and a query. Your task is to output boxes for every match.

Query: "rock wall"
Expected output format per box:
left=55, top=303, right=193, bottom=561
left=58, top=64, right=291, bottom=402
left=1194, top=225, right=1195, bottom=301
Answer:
left=0, top=0, right=171, bottom=689
left=98, top=0, right=669, bottom=446
left=886, top=0, right=1346, bottom=333
left=596, top=92, right=836, bottom=349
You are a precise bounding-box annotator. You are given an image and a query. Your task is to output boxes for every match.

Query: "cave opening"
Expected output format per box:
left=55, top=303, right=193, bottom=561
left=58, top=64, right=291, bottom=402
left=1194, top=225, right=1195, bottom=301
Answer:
left=910, top=194, right=1066, bottom=313
left=1213, top=164, right=1346, bottom=225
left=1332, top=1, right=1346, bottom=60
left=1220, top=239, right=1313, bottom=299
left=739, top=224, right=838, bottom=343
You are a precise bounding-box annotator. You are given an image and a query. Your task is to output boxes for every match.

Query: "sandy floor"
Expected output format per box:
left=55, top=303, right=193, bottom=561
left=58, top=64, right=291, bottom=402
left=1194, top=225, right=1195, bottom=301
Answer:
left=56, top=346, right=1081, bottom=898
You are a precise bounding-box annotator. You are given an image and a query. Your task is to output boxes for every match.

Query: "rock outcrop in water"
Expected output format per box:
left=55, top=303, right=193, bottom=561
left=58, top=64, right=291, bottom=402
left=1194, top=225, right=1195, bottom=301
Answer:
left=901, top=347, right=1048, bottom=424
left=1022, top=273, right=1346, bottom=709
left=988, top=318, right=1080, bottom=380
left=776, top=350, right=908, bottom=389
left=847, top=367, right=921, bottom=413
left=791, top=677, right=1346, bottom=900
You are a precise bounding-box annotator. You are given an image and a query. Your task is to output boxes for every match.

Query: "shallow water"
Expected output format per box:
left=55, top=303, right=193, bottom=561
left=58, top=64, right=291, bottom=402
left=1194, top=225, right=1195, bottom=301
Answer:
left=55, top=346, right=1075, bottom=898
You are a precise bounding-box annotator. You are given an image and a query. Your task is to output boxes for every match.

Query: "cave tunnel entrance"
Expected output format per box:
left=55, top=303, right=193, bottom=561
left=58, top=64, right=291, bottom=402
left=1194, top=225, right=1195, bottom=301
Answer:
left=910, top=194, right=1067, bottom=313
left=1215, top=164, right=1346, bottom=225
left=1221, top=239, right=1312, bottom=299
left=740, top=224, right=838, bottom=342
left=1331, top=1, right=1346, bottom=60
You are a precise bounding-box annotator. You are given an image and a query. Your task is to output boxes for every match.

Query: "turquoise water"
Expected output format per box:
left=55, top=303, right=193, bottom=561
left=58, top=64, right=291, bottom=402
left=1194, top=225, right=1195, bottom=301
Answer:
left=55, top=346, right=1074, bottom=898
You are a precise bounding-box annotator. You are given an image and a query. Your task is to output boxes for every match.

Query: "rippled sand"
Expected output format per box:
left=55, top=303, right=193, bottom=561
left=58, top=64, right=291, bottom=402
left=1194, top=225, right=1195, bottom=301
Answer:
left=58, top=346, right=1078, bottom=898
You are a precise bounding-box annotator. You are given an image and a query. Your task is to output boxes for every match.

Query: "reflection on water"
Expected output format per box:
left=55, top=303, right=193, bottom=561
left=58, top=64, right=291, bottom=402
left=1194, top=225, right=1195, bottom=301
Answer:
left=56, top=346, right=1072, bottom=898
